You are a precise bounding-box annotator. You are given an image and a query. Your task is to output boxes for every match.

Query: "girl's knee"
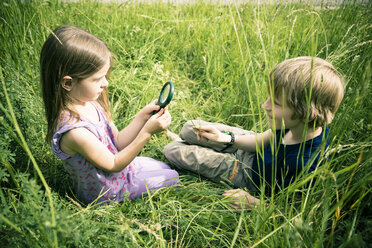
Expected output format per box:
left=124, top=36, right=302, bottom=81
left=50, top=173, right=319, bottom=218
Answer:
left=163, top=169, right=179, bottom=185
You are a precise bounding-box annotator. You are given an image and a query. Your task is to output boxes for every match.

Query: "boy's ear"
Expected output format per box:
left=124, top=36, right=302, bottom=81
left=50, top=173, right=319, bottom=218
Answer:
left=309, top=108, right=317, bottom=121
left=61, top=76, right=73, bottom=91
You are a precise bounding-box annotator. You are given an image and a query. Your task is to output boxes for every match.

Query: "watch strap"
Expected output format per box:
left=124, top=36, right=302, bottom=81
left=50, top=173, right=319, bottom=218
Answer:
left=221, top=131, right=235, bottom=152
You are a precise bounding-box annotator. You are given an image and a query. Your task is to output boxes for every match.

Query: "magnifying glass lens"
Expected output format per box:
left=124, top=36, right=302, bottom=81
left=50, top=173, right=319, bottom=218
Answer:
left=160, top=85, right=170, bottom=104
left=153, top=82, right=174, bottom=114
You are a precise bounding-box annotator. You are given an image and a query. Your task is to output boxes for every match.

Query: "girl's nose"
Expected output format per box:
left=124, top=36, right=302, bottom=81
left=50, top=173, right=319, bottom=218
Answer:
left=101, top=77, right=109, bottom=88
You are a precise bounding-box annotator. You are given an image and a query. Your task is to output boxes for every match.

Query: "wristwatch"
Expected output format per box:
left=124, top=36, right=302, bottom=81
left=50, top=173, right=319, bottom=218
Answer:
left=221, top=131, right=235, bottom=152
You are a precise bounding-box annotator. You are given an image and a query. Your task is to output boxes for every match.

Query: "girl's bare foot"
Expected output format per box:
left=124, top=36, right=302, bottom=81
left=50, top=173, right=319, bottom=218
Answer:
left=167, top=130, right=182, bottom=141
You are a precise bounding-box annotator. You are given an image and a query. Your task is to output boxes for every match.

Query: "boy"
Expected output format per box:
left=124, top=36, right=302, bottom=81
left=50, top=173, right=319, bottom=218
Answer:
left=163, top=56, right=345, bottom=209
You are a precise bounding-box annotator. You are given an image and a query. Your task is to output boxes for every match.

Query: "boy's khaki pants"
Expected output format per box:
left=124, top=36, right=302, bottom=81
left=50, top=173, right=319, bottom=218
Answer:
left=163, top=120, right=256, bottom=190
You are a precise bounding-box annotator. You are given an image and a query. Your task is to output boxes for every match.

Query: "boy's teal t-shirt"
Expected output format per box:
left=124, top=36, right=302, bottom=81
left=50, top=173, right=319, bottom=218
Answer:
left=251, top=126, right=329, bottom=192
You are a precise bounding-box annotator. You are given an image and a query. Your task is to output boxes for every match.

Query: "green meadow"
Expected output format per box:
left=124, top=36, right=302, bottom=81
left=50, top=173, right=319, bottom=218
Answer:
left=0, top=0, right=371, bottom=247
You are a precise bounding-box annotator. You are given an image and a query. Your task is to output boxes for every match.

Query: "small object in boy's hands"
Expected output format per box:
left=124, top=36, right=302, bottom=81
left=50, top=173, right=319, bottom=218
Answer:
left=153, top=82, right=174, bottom=114
left=191, top=120, right=199, bottom=131
left=191, top=120, right=202, bottom=131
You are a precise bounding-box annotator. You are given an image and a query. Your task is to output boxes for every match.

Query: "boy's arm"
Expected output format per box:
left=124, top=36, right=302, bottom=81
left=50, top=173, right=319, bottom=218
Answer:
left=195, top=125, right=273, bottom=152
left=233, top=129, right=273, bottom=152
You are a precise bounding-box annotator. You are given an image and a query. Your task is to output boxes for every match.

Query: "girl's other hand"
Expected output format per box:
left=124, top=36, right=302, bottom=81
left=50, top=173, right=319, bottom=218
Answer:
left=138, top=99, right=160, bottom=121
left=142, top=107, right=171, bottom=135
left=193, top=125, right=230, bottom=144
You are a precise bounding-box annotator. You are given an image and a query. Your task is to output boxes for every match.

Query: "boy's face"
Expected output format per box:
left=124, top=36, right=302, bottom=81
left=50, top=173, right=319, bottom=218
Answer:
left=262, top=94, right=302, bottom=131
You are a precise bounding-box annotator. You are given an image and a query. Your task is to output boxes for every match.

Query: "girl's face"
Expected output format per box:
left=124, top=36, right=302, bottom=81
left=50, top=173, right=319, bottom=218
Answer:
left=68, top=59, right=110, bottom=104
left=262, top=94, right=301, bottom=130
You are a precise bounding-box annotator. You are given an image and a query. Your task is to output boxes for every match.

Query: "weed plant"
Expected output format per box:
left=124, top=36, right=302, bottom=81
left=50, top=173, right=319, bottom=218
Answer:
left=0, top=0, right=371, bottom=247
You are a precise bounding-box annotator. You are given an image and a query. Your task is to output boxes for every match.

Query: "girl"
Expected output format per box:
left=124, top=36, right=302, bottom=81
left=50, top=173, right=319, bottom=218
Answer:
left=40, top=25, right=179, bottom=205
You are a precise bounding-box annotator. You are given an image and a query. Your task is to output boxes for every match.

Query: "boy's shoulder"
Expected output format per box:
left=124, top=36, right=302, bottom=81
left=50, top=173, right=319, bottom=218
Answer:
left=273, top=127, right=329, bottom=155
left=285, top=127, right=330, bottom=164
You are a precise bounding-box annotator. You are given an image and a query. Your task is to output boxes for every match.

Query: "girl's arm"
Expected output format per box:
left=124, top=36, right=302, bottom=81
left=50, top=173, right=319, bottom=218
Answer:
left=60, top=108, right=171, bottom=172
left=195, top=125, right=273, bottom=152
left=111, top=100, right=161, bottom=150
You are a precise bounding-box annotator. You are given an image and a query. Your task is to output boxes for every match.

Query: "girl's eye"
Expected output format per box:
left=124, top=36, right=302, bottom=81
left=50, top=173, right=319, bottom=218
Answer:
left=95, top=77, right=104, bottom=82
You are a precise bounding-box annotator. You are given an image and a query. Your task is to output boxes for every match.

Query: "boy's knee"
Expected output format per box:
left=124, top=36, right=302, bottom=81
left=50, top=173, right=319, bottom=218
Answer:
left=163, top=141, right=197, bottom=171
left=163, top=141, right=189, bottom=164
left=179, top=120, right=198, bottom=143
left=163, top=141, right=178, bottom=158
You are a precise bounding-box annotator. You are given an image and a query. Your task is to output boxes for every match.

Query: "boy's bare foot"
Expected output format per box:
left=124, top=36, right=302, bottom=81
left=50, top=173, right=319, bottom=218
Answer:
left=167, top=130, right=182, bottom=141
left=222, top=189, right=262, bottom=210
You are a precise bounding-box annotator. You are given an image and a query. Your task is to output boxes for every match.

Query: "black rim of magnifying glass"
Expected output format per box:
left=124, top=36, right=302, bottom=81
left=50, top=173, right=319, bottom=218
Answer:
left=157, top=81, right=174, bottom=108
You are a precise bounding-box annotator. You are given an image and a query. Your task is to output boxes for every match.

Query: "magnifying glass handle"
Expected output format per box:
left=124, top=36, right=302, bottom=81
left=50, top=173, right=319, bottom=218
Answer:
left=152, top=106, right=165, bottom=115
left=152, top=109, right=161, bottom=115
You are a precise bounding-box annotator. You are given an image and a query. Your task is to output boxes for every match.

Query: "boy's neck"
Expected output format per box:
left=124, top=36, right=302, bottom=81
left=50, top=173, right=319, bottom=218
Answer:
left=283, top=125, right=323, bottom=145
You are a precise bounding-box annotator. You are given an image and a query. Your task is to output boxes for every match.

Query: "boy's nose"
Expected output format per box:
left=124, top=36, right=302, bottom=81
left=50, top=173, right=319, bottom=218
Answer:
left=262, top=97, right=271, bottom=111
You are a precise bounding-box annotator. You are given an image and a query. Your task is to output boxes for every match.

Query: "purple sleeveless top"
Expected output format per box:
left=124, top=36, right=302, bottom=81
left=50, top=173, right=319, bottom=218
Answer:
left=52, top=103, right=179, bottom=204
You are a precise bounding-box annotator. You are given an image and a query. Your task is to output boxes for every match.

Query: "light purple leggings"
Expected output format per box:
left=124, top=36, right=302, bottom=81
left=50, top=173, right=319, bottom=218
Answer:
left=127, top=157, right=179, bottom=199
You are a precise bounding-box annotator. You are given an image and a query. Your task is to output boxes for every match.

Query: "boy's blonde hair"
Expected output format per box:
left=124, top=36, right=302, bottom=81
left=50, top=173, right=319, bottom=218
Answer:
left=269, top=56, right=345, bottom=127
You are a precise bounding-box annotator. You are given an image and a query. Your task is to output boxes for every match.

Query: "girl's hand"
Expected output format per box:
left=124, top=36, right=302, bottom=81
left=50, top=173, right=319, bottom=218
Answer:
left=137, top=99, right=161, bottom=121
left=222, top=189, right=261, bottom=210
left=142, top=107, right=171, bottom=135
left=193, top=125, right=231, bottom=144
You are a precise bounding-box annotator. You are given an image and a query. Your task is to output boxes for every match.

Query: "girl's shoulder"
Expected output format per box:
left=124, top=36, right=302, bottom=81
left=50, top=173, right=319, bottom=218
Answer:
left=56, top=110, right=80, bottom=131
left=58, top=102, right=105, bottom=126
left=91, top=101, right=111, bottom=123
left=91, top=101, right=104, bottom=113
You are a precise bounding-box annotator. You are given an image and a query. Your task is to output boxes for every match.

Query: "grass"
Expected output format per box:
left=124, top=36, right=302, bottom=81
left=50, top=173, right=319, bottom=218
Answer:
left=0, top=0, right=371, bottom=247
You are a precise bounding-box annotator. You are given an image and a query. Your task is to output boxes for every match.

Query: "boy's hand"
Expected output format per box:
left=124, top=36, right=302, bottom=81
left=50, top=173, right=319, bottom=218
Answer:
left=222, top=189, right=261, bottom=210
left=193, top=125, right=231, bottom=144
left=142, top=107, right=171, bottom=135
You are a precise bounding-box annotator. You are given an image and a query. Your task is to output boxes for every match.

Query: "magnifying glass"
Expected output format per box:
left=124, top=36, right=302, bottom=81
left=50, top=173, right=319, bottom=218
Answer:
left=153, top=81, right=174, bottom=114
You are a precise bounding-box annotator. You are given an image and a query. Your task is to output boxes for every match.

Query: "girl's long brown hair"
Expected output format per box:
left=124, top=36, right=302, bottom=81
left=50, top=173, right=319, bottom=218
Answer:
left=40, top=25, right=112, bottom=143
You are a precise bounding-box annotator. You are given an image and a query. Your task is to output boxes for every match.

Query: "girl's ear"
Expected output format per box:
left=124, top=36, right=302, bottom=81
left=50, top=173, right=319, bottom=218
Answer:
left=61, top=76, right=73, bottom=91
